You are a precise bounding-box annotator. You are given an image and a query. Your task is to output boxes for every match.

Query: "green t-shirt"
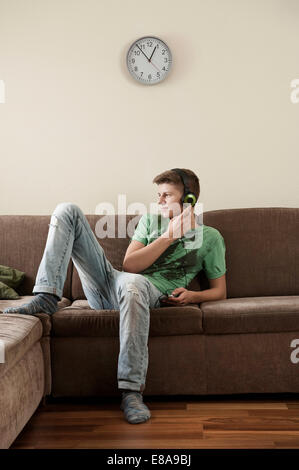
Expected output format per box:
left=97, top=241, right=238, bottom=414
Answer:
left=130, top=214, right=226, bottom=295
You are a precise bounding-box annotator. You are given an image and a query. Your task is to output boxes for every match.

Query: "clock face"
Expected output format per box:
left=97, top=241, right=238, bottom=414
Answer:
left=126, top=36, right=172, bottom=85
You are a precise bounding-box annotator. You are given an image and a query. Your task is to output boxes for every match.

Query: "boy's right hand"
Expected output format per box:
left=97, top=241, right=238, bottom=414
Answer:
left=161, top=205, right=194, bottom=241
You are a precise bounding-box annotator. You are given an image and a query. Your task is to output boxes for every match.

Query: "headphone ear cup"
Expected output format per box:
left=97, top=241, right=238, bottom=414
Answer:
left=183, top=193, right=197, bottom=207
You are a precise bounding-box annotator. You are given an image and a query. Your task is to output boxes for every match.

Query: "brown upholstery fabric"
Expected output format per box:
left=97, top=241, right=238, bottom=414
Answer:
left=51, top=302, right=203, bottom=337
left=145, top=335, right=206, bottom=395
left=0, top=315, right=42, bottom=378
left=0, top=342, right=44, bottom=449
left=0, top=215, right=72, bottom=299
left=40, top=335, right=51, bottom=396
left=51, top=335, right=206, bottom=397
left=0, top=309, right=47, bottom=448
left=0, top=296, right=71, bottom=336
left=51, top=336, right=120, bottom=397
left=203, top=207, right=299, bottom=298
left=205, top=332, right=299, bottom=394
left=201, top=296, right=299, bottom=334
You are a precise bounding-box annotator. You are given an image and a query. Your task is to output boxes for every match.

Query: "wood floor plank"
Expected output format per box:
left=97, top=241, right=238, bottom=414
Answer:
left=248, top=409, right=299, bottom=417
left=15, top=428, right=204, bottom=440
left=27, top=411, right=250, bottom=426
left=187, top=402, right=288, bottom=410
left=272, top=437, right=299, bottom=448
left=202, top=417, right=299, bottom=431
left=12, top=438, right=276, bottom=449
left=10, top=397, right=299, bottom=449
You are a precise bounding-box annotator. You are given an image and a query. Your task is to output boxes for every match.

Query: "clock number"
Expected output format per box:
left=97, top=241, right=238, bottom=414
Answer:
left=140, top=72, right=143, bottom=76
left=164, top=58, right=168, bottom=62
left=134, top=50, right=140, bottom=56
left=162, top=49, right=166, bottom=55
left=148, top=74, right=152, bottom=80
left=134, top=66, right=138, bottom=71
left=162, top=66, right=166, bottom=71
left=157, top=72, right=160, bottom=78
left=147, top=41, right=153, bottom=47
left=131, top=58, right=135, bottom=64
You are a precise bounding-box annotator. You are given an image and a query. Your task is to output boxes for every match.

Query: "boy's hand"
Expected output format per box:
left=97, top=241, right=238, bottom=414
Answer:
left=160, top=287, right=197, bottom=306
left=161, top=205, right=195, bottom=241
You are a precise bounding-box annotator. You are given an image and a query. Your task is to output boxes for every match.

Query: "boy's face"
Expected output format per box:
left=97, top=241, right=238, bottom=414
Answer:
left=157, top=183, right=184, bottom=219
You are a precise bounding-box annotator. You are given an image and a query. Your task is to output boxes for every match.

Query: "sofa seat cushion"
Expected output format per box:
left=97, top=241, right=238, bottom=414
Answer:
left=0, top=296, right=72, bottom=336
left=52, top=300, right=203, bottom=337
left=0, top=314, right=43, bottom=378
left=201, top=296, right=299, bottom=334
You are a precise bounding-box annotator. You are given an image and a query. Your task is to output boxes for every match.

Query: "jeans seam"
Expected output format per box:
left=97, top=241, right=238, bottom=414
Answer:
left=70, top=252, right=74, bottom=302
left=139, top=338, right=147, bottom=388
left=52, top=215, right=72, bottom=292
left=123, top=337, right=147, bottom=390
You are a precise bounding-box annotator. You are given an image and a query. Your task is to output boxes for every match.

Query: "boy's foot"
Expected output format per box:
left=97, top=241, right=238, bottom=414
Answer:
left=2, top=293, right=59, bottom=315
left=120, top=391, right=151, bottom=424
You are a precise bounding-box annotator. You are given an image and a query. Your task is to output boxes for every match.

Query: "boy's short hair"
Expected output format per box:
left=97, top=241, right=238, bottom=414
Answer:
left=152, top=168, right=200, bottom=199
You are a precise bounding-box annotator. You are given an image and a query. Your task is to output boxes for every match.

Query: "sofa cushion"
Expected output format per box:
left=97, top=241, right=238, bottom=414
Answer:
left=52, top=300, right=203, bottom=337
left=0, top=315, right=43, bottom=378
left=0, top=296, right=72, bottom=336
left=201, top=296, right=299, bottom=334
left=0, top=341, right=45, bottom=449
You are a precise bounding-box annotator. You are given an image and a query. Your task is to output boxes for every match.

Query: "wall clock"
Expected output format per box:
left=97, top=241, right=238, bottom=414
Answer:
left=126, top=36, right=172, bottom=85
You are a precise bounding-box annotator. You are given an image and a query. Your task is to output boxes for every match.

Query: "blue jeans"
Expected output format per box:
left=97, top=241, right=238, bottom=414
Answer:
left=32, top=202, right=164, bottom=392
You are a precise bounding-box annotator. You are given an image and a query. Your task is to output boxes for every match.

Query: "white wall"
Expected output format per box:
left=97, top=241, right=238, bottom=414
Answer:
left=1, top=0, right=298, bottom=215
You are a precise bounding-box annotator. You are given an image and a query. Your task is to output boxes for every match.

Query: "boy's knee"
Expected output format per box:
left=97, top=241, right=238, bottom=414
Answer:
left=117, top=274, right=149, bottom=299
left=126, top=281, right=141, bottom=296
left=53, top=202, right=81, bottom=218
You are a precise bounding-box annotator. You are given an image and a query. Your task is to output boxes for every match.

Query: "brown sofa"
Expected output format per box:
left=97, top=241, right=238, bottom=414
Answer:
left=1, top=207, right=299, bottom=448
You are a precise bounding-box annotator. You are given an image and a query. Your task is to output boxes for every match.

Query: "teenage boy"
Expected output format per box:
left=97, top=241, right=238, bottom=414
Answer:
left=3, top=168, right=226, bottom=424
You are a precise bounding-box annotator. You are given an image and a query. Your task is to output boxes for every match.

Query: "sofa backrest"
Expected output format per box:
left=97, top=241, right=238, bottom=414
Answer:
left=1, top=207, right=298, bottom=302
left=72, top=208, right=299, bottom=300
left=203, top=207, right=299, bottom=297
left=0, top=215, right=72, bottom=299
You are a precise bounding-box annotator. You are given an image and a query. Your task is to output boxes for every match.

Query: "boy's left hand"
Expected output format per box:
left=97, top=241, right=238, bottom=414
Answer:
left=161, top=287, right=197, bottom=306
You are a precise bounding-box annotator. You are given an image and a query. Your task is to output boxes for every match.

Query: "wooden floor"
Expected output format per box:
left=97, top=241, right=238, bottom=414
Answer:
left=10, top=394, right=299, bottom=449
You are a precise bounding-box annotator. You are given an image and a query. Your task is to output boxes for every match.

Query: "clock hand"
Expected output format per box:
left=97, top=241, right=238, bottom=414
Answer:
left=149, top=46, right=157, bottom=62
left=150, top=60, right=160, bottom=71
left=136, top=44, right=150, bottom=62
